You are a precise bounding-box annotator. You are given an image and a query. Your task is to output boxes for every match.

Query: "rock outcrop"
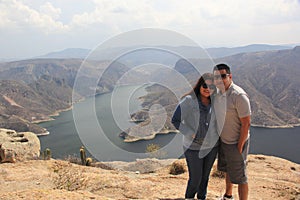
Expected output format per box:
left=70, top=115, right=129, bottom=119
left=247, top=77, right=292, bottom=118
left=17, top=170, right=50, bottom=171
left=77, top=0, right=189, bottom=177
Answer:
left=0, top=128, right=40, bottom=162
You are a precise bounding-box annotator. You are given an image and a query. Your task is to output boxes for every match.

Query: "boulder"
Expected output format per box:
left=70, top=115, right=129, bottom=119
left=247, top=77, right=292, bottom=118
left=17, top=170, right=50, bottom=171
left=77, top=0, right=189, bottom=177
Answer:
left=0, top=128, right=40, bottom=162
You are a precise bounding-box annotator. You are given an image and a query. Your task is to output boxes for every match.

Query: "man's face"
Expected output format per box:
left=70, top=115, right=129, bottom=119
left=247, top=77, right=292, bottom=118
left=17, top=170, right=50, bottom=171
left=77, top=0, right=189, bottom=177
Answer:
left=213, top=69, right=232, bottom=91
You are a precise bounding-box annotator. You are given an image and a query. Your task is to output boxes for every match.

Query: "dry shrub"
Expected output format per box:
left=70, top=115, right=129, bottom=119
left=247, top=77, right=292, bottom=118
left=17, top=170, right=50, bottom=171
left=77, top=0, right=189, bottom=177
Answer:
left=65, top=155, right=82, bottom=165
left=52, top=162, right=88, bottom=191
left=169, top=161, right=186, bottom=175
left=145, top=143, right=167, bottom=159
left=146, top=143, right=160, bottom=153
left=254, top=156, right=266, bottom=160
left=211, top=164, right=225, bottom=178
left=93, top=162, right=114, bottom=170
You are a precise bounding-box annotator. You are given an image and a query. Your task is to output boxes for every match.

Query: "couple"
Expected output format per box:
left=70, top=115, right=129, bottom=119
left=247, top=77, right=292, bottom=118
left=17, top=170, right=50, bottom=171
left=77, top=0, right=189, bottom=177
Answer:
left=171, top=63, right=251, bottom=200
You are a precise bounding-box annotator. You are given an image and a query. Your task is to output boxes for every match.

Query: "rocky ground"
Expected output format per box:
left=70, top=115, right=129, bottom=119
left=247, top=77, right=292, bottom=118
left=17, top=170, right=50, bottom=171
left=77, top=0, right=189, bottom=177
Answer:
left=0, top=154, right=299, bottom=200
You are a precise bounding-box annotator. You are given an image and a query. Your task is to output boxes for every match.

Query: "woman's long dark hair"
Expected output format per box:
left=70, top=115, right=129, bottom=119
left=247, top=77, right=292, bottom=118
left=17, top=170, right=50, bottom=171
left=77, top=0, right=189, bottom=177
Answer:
left=183, top=73, right=214, bottom=100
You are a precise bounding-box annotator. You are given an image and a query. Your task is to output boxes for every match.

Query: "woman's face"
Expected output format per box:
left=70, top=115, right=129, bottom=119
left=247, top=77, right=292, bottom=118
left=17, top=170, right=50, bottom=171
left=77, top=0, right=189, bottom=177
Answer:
left=200, top=79, right=215, bottom=98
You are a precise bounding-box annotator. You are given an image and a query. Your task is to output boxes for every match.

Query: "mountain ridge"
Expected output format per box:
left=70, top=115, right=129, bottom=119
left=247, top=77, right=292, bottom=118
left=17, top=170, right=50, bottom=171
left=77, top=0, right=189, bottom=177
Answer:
left=36, top=44, right=292, bottom=60
left=121, top=46, right=300, bottom=142
left=0, top=59, right=132, bottom=134
left=0, top=46, right=299, bottom=136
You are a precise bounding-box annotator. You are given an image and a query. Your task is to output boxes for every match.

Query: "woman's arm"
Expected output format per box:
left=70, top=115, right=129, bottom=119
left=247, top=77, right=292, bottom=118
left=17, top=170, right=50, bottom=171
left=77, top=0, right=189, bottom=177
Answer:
left=171, top=104, right=182, bottom=130
left=171, top=96, right=195, bottom=136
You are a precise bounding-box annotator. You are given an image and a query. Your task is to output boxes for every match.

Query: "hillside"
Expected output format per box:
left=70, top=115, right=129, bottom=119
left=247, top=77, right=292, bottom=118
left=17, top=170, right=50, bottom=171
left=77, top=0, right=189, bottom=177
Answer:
left=206, top=44, right=291, bottom=58
left=0, top=79, right=72, bottom=134
left=121, top=47, right=300, bottom=142
left=217, top=46, right=300, bottom=127
left=128, top=47, right=300, bottom=136
left=35, top=44, right=292, bottom=60
left=0, top=59, right=131, bottom=134
left=0, top=155, right=299, bottom=199
left=0, top=46, right=299, bottom=136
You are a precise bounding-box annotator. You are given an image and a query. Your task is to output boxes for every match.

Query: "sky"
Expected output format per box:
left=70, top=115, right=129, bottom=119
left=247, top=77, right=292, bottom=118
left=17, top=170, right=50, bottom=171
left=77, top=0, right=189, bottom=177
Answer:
left=1, top=0, right=300, bottom=59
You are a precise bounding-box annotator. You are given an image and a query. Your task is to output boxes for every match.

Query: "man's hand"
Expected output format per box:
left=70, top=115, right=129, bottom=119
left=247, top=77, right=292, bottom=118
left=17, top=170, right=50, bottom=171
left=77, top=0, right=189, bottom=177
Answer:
left=238, top=142, right=244, bottom=154
left=238, top=115, right=251, bottom=154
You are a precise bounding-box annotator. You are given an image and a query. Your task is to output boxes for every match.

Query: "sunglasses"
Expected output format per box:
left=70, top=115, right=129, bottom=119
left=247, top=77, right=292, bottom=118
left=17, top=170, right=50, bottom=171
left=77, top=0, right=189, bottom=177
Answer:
left=214, top=74, right=230, bottom=79
left=202, top=83, right=216, bottom=90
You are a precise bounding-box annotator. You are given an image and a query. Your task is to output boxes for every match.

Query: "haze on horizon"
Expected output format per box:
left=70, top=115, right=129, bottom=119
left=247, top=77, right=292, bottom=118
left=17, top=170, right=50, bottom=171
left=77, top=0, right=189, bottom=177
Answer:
left=1, top=0, right=300, bottom=60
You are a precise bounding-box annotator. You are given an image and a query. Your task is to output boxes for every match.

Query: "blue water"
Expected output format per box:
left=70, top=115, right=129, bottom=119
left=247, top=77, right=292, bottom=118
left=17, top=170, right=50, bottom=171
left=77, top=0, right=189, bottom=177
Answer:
left=39, top=85, right=300, bottom=163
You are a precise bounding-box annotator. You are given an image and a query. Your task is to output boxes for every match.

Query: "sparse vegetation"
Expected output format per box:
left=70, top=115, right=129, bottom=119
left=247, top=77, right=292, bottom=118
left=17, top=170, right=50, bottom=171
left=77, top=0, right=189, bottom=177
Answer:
left=0, top=154, right=299, bottom=199
left=79, top=146, right=93, bottom=166
left=211, top=165, right=225, bottom=178
left=85, top=157, right=93, bottom=166
left=146, top=143, right=160, bottom=153
left=93, top=162, right=114, bottom=170
left=145, top=143, right=167, bottom=159
left=169, top=161, right=186, bottom=175
left=52, top=162, right=88, bottom=191
left=80, top=146, right=87, bottom=165
left=42, top=148, right=51, bottom=160
left=65, top=154, right=82, bottom=165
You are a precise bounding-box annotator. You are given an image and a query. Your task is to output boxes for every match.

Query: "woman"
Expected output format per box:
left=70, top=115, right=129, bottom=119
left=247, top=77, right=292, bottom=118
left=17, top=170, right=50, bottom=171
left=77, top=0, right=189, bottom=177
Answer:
left=171, top=73, right=219, bottom=200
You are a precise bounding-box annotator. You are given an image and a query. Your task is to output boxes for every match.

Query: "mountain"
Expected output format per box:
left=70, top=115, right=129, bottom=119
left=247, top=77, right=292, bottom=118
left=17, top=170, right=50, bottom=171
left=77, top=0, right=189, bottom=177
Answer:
left=34, top=44, right=292, bottom=61
left=0, top=45, right=299, bottom=136
left=0, top=58, right=132, bottom=134
left=206, top=44, right=292, bottom=58
left=125, top=47, right=300, bottom=141
left=0, top=78, right=73, bottom=134
left=216, top=46, right=300, bottom=127
left=38, top=48, right=90, bottom=59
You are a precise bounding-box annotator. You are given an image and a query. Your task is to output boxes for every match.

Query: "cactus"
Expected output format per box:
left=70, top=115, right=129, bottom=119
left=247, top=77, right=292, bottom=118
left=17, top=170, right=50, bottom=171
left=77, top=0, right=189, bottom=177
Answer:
left=85, top=157, right=92, bottom=166
left=79, top=146, right=93, bottom=166
left=43, top=148, right=51, bottom=160
left=80, top=146, right=86, bottom=165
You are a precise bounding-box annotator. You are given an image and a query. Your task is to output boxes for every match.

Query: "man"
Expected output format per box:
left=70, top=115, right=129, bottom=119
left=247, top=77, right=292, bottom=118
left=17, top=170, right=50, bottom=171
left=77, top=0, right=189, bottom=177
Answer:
left=213, top=64, right=251, bottom=200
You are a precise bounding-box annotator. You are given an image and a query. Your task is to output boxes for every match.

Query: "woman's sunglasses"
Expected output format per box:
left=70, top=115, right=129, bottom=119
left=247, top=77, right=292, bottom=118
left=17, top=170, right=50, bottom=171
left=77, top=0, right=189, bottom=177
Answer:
left=202, top=83, right=216, bottom=90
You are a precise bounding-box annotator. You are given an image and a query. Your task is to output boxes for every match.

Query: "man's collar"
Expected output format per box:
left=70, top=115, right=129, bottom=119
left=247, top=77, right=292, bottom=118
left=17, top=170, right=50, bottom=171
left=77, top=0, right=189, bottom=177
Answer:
left=227, top=82, right=234, bottom=92
left=217, top=82, right=234, bottom=96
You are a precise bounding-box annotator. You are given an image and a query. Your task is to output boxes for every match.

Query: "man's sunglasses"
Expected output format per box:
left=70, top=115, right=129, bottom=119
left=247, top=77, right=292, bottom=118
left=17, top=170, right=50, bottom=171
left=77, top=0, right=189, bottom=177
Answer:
left=202, top=83, right=216, bottom=90
left=214, top=74, right=230, bottom=79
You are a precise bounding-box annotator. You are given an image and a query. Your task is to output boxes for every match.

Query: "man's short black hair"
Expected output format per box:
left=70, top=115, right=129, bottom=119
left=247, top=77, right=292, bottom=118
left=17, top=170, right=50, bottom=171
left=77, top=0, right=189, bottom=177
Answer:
left=213, top=63, right=231, bottom=74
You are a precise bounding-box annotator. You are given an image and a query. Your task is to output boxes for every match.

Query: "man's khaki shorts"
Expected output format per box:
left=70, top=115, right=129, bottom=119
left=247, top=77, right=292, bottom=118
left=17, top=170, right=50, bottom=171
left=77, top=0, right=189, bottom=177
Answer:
left=217, top=140, right=249, bottom=184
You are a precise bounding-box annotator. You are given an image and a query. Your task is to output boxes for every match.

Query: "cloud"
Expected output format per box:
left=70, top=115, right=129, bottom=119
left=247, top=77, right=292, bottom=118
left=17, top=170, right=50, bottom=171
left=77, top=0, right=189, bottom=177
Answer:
left=39, top=2, right=61, bottom=20
left=70, top=0, right=160, bottom=31
left=0, top=0, right=68, bottom=34
left=0, top=0, right=300, bottom=58
left=67, top=0, right=300, bottom=33
left=2, top=0, right=300, bottom=36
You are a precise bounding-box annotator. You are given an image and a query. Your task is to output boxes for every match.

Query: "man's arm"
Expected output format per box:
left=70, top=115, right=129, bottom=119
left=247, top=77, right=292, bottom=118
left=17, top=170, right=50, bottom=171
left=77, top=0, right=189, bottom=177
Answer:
left=238, top=115, right=251, bottom=153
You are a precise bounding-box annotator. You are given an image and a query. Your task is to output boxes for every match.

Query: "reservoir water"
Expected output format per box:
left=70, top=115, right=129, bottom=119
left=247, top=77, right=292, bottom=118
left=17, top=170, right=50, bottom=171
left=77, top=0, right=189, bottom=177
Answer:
left=39, top=85, right=300, bottom=164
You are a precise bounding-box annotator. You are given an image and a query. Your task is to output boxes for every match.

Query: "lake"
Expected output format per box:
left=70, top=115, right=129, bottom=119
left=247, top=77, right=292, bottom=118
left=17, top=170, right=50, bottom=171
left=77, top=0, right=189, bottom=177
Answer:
left=39, top=85, right=300, bottom=164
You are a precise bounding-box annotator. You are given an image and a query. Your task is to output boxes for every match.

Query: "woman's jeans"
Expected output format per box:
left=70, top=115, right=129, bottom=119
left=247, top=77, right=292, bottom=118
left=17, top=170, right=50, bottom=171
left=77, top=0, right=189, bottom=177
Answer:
left=184, top=146, right=218, bottom=199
